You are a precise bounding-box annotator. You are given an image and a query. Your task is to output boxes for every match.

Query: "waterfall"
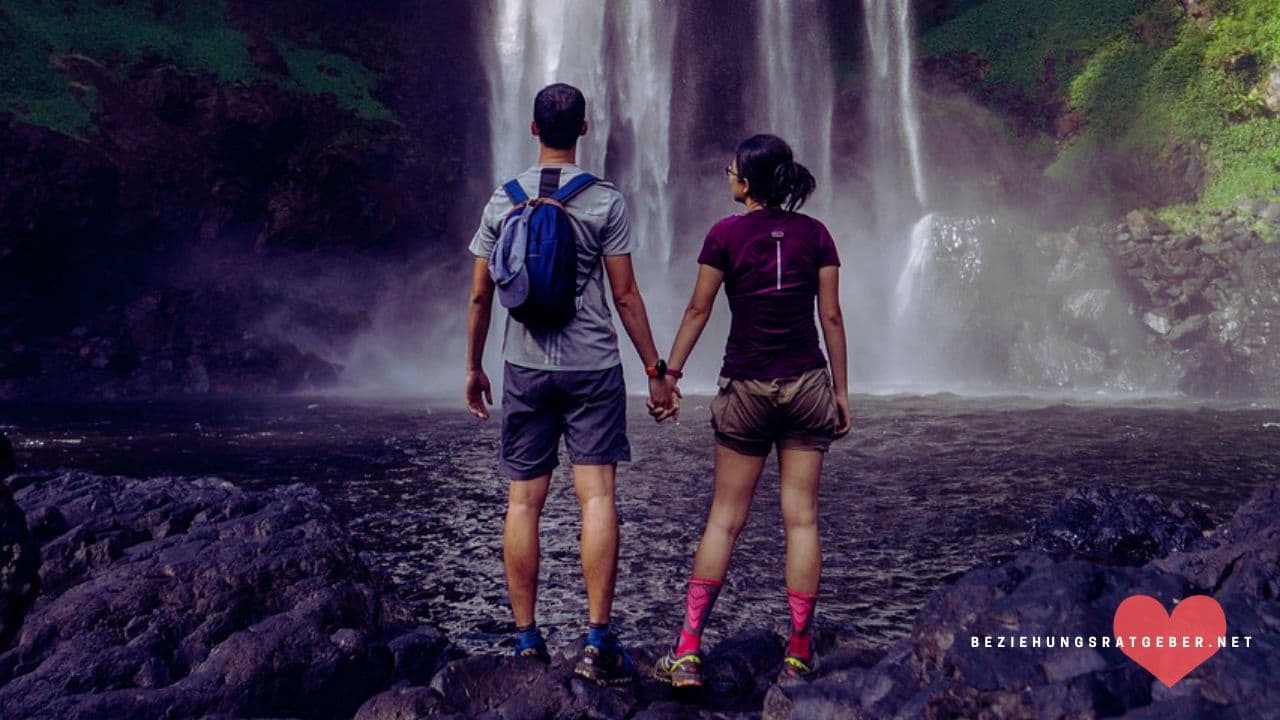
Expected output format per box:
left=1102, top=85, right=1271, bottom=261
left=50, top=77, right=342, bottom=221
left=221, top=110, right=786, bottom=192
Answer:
left=487, top=1, right=610, bottom=185
left=892, top=212, right=937, bottom=321
left=485, top=0, right=675, bottom=264
left=863, top=0, right=927, bottom=216
left=758, top=0, right=834, bottom=213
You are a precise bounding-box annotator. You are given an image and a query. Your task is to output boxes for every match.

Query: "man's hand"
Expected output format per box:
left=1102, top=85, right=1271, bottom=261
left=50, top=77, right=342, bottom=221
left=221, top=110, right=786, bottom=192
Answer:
left=647, top=376, right=681, bottom=422
left=833, top=393, right=852, bottom=438
left=466, top=369, right=493, bottom=420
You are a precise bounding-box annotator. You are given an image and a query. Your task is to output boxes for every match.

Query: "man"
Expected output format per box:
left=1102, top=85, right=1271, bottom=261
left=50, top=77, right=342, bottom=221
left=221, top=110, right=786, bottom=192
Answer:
left=465, top=82, right=674, bottom=685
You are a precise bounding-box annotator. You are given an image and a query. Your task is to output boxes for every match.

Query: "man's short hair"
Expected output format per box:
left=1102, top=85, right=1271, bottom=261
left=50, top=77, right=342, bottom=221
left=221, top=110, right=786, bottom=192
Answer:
left=533, top=83, right=586, bottom=150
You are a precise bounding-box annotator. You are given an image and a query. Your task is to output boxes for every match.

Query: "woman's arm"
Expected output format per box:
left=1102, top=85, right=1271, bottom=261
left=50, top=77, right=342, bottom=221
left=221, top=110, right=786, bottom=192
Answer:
left=648, top=264, right=723, bottom=421
left=668, top=264, right=724, bottom=374
left=817, top=265, right=851, bottom=437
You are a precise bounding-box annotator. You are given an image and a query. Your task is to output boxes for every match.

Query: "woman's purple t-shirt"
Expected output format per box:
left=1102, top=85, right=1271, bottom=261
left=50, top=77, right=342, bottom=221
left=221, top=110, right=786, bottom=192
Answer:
left=697, top=207, right=841, bottom=381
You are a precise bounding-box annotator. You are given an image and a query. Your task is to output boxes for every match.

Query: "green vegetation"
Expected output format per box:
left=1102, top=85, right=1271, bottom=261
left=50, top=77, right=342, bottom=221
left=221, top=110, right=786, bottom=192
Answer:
left=920, top=0, right=1156, bottom=100
left=279, top=43, right=396, bottom=123
left=0, top=0, right=394, bottom=137
left=923, top=0, right=1280, bottom=213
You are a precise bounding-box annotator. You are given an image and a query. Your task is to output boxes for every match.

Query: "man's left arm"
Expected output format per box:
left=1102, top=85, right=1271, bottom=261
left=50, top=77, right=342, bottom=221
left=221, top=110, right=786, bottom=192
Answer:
left=465, top=195, right=501, bottom=420
left=604, top=254, right=672, bottom=416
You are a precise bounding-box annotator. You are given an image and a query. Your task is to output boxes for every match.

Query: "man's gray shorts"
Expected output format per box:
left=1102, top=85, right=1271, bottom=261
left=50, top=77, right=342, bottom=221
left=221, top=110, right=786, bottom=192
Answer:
left=500, top=362, right=631, bottom=480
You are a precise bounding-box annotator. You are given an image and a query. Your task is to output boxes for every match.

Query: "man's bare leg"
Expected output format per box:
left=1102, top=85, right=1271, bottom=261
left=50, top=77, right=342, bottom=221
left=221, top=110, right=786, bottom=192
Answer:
left=573, top=463, right=618, bottom=625
left=504, top=474, right=551, bottom=627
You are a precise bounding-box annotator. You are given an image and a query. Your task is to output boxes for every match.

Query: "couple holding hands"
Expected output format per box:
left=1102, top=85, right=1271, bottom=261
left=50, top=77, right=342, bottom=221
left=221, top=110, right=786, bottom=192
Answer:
left=465, top=83, right=850, bottom=689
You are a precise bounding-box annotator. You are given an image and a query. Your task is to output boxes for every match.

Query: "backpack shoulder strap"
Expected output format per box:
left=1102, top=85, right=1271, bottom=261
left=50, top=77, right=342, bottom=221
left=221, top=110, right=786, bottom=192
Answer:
left=502, top=179, right=529, bottom=205
left=551, top=173, right=598, bottom=205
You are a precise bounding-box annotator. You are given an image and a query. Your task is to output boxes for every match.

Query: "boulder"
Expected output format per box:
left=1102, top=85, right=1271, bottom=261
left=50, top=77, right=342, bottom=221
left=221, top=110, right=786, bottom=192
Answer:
left=1143, top=307, right=1176, bottom=336
left=1126, top=211, right=1172, bottom=242
left=0, top=433, right=14, bottom=477
left=1165, top=314, right=1208, bottom=348
left=0, top=442, right=40, bottom=651
left=1025, top=483, right=1213, bottom=566
left=763, top=480, right=1280, bottom=719
left=0, top=471, right=411, bottom=719
left=1265, top=62, right=1280, bottom=114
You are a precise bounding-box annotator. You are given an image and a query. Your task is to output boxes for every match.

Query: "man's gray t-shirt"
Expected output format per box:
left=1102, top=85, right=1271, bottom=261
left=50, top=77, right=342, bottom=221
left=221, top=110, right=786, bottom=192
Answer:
left=469, top=163, right=634, bottom=371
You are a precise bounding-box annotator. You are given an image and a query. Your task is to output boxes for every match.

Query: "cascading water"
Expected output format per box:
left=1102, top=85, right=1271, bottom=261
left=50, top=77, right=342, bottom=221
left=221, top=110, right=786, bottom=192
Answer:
left=488, top=1, right=610, bottom=188
left=488, top=1, right=677, bottom=269
left=860, top=0, right=934, bottom=387
left=863, top=0, right=927, bottom=218
left=338, top=0, right=1175, bottom=397
left=758, top=0, right=834, bottom=214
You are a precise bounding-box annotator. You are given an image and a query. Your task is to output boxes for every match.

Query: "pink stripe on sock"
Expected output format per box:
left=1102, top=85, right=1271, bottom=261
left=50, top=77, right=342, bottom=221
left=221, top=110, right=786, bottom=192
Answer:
left=674, top=577, right=722, bottom=655
left=786, top=588, right=818, bottom=660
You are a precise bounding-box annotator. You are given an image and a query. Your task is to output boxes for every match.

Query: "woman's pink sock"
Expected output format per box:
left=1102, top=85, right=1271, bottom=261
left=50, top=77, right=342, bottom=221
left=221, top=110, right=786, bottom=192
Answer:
left=674, top=577, right=722, bottom=656
left=786, top=588, right=818, bottom=659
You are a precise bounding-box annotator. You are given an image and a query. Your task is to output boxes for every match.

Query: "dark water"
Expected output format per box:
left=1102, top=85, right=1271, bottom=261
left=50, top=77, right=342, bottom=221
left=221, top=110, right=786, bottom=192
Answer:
left=2, top=393, right=1279, bottom=656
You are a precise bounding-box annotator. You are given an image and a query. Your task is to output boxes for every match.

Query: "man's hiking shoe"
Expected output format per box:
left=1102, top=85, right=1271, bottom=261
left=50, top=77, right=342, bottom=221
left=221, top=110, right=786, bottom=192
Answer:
left=515, top=638, right=550, bottom=663
left=573, top=635, right=635, bottom=686
left=653, top=649, right=703, bottom=689
left=777, top=654, right=816, bottom=682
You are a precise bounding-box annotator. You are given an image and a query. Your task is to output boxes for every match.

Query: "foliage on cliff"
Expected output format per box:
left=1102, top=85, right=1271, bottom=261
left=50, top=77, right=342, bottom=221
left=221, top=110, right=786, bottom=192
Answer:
left=0, top=0, right=393, bottom=138
left=921, top=0, right=1280, bottom=218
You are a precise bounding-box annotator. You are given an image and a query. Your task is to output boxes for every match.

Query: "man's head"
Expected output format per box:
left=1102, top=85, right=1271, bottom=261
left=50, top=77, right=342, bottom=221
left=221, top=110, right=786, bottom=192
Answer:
left=532, top=83, right=587, bottom=149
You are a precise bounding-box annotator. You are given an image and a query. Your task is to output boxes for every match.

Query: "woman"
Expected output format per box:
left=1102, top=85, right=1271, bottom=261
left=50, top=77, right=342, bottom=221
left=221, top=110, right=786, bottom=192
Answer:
left=651, top=134, right=851, bottom=688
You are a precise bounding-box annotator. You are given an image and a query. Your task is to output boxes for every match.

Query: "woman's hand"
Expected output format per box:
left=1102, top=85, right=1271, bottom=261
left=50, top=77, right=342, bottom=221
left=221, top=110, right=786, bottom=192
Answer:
left=833, top=392, right=852, bottom=438
left=647, top=376, right=681, bottom=422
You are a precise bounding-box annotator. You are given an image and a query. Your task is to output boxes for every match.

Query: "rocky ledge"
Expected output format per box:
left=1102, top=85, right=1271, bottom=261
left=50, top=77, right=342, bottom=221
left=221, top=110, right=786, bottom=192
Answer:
left=764, top=479, right=1280, bottom=719
left=1098, top=203, right=1280, bottom=398
left=0, top=438, right=452, bottom=719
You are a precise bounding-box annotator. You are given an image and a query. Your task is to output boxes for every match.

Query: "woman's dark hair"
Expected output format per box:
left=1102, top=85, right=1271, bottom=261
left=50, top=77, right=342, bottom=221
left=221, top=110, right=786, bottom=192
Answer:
left=533, top=83, right=586, bottom=150
left=733, top=134, right=816, bottom=212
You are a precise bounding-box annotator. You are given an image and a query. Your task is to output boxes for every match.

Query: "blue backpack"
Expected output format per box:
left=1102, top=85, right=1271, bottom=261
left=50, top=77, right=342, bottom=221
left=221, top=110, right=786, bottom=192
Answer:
left=489, top=171, right=598, bottom=331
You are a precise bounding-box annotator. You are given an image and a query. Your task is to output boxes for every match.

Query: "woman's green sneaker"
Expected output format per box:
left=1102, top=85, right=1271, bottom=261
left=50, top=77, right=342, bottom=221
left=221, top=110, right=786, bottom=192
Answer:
left=778, top=654, right=816, bottom=681
left=653, top=650, right=703, bottom=689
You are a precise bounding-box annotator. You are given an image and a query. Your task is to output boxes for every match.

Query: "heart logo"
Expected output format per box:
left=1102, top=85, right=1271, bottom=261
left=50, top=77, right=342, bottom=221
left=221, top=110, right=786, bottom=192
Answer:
left=1113, top=594, right=1226, bottom=687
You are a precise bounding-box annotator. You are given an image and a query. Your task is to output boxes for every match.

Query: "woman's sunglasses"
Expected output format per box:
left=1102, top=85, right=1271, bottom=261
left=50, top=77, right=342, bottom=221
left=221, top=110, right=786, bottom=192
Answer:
left=724, top=166, right=740, bottom=178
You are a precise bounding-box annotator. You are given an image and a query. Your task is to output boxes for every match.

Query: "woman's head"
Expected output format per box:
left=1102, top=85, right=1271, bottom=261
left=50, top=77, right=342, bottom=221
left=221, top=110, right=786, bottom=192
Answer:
left=727, top=134, right=816, bottom=212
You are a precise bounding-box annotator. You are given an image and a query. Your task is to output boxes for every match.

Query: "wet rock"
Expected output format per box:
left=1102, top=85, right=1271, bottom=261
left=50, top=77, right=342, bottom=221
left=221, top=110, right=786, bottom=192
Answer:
left=386, top=625, right=453, bottom=686
left=0, top=471, right=404, bottom=719
left=1025, top=483, right=1213, bottom=566
left=1126, top=210, right=1171, bottom=242
left=1165, top=314, right=1208, bottom=348
left=0, top=457, right=40, bottom=651
left=1142, top=307, right=1176, bottom=335
left=353, top=684, right=465, bottom=720
left=0, top=432, right=14, bottom=477
left=1261, top=202, right=1280, bottom=224
left=1265, top=62, right=1280, bottom=114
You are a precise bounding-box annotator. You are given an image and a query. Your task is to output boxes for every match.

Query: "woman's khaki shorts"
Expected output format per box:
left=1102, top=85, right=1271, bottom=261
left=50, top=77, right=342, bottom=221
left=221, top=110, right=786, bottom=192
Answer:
left=709, top=366, right=839, bottom=457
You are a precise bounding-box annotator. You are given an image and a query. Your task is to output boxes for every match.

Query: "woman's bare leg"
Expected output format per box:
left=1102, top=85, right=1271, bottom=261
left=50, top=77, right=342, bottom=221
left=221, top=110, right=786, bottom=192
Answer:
left=778, top=447, right=823, bottom=593
left=690, top=443, right=769, bottom=581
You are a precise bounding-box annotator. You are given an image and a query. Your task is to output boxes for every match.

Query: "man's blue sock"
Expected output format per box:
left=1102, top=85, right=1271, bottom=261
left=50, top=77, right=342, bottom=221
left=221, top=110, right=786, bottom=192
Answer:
left=516, top=624, right=544, bottom=651
left=586, top=622, right=611, bottom=648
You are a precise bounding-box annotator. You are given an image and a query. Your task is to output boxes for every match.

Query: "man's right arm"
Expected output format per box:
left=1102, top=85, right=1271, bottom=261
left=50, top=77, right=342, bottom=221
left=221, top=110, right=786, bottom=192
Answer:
left=465, top=256, right=496, bottom=419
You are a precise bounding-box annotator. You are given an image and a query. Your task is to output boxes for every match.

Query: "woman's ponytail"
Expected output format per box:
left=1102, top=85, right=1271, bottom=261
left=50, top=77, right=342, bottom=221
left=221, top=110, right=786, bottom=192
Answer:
left=735, top=134, right=818, bottom=212
left=773, top=160, right=816, bottom=212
